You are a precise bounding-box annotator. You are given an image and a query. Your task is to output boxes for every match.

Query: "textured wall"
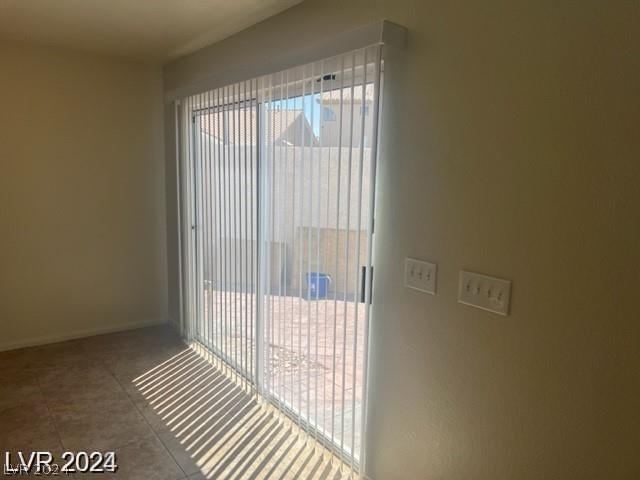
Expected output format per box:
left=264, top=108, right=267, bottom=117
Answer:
left=163, top=1, right=640, bottom=478
left=0, top=41, right=167, bottom=349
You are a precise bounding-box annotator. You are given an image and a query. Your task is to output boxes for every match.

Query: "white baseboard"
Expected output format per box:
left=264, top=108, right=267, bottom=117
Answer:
left=0, top=318, right=168, bottom=353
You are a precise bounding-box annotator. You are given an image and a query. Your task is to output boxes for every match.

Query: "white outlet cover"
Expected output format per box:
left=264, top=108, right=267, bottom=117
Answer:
left=404, top=258, right=437, bottom=295
left=458, top=271, right=511, bottom=316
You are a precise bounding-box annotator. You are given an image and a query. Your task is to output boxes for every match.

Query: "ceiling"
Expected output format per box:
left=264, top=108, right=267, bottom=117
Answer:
left=0, top=0, right=303, bottom=63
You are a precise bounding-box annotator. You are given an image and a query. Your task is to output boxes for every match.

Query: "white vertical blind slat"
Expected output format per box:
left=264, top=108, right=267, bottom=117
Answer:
left=359, top=45, right=382, bottom=469
left=330, top=54, right=346, bottom=447
left=351, top=47, right=368, bottom=472
left=340, top=50, right=357, bottom=455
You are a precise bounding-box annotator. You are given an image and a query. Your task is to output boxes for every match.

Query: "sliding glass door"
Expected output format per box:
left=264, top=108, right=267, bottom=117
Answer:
left=183, top=84, right=259, bottom=381
left=260, top=48, right=379, bottom=465
left=177, top=45, right=382, bottom=468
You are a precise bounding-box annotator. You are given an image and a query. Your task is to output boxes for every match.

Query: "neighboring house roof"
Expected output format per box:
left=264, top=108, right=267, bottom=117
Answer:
left=199, top=108, right=256, bottom=145
left=270, top=110, right=319, bottom=147
left=316, top=85, right=374, bottom=105
left=199, top=108, right=318, bottom=147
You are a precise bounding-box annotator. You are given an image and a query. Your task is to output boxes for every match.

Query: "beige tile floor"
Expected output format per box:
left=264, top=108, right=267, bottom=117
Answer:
left=0, top=325, right=353, bottom=479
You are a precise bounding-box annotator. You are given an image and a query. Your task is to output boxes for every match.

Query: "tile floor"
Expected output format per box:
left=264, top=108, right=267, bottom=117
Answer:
left=0, top=325, right=352, bottom=479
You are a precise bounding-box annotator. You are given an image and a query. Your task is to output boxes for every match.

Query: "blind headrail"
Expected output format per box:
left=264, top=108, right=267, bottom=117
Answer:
left=165, top=20, right=405, bottom=103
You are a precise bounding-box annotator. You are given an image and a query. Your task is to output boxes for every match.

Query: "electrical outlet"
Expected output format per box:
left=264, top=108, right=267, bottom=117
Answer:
left=404, top=258, right=437, bottom=295
left=458, top=271, right=511, bottom=315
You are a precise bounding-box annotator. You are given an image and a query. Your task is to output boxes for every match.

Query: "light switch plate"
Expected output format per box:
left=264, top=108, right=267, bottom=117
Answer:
left=405, top=258, right=437, bottom=295
left=458, top=271, right=511, bottom=315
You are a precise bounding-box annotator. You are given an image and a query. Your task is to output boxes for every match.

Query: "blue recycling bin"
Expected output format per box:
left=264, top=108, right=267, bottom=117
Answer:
left=306, top=272, right=331, bottom=299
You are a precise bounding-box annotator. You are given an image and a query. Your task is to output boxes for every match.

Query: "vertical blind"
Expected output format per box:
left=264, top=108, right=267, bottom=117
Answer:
left=176, top=44, right=382, bottom=475
left=177, top=81, right=259, bottom=381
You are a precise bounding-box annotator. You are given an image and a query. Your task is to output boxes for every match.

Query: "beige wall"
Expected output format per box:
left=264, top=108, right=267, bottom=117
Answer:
left=163, top=1, right=640, bottom=478
left=0, top=41, right=167, bottom=350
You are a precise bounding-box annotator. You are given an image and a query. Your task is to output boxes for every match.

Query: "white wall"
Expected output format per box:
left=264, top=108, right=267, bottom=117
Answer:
left=163, top=1, right=640, bottom=478
left=0, top=41, right=168, bottom=350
